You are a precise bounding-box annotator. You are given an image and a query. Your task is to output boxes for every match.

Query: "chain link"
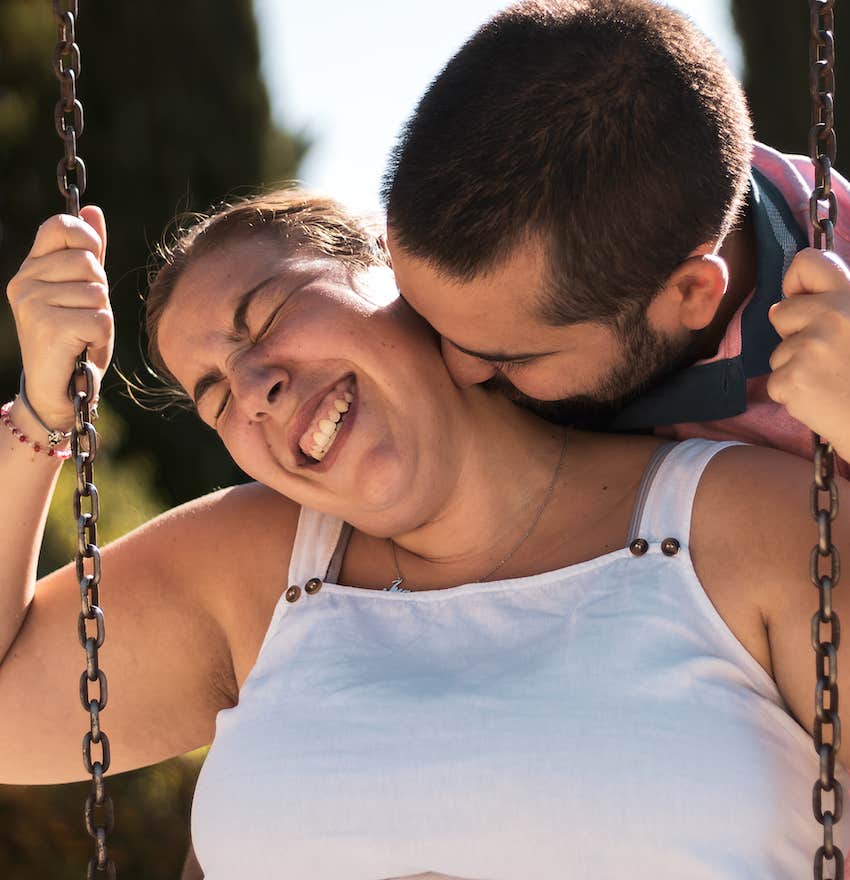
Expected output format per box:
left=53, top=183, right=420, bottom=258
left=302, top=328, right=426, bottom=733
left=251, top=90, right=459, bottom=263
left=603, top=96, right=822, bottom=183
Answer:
left=52, top=3, right=116, bottom=877
left=810, top=0, right=838, bottom=251
left=809, top=3, right=843, bottom=877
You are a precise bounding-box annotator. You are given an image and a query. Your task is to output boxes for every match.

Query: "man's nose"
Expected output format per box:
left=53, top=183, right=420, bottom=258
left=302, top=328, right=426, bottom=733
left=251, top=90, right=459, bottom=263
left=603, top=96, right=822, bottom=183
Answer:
left=441, top=338, right=498, bottom=387
left=233, top=361, right=291, bottom=420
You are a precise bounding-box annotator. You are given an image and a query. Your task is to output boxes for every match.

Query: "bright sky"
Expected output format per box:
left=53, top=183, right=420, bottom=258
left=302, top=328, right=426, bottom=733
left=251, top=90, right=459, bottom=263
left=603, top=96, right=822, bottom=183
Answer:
left=253, top=0, right=742, bottom=214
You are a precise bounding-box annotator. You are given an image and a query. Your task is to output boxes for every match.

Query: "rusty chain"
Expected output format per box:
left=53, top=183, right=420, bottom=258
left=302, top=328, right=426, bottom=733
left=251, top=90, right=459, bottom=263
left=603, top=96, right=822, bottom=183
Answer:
left=809, top=2, right=843, bottom=878
left=52, top=2, right=115, bottom=877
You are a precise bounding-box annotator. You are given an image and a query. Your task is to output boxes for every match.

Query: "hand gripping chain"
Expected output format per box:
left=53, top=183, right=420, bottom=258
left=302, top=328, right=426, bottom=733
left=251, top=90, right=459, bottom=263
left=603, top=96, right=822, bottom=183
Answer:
left=52, top=3, right=116, bottom=877
left=809, top=3, right=843, bottom=878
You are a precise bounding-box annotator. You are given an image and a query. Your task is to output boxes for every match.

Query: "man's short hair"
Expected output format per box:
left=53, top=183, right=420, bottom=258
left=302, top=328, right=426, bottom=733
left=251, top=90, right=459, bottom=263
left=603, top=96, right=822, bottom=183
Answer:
left=382, top=0, right=753, bottom=325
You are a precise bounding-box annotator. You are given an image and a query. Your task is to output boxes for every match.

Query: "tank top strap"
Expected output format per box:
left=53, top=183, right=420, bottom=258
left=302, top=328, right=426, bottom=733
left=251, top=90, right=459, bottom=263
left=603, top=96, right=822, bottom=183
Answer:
left=287, top=507, right=347, bottom=587
left=632, top=438, right=744, bottom=548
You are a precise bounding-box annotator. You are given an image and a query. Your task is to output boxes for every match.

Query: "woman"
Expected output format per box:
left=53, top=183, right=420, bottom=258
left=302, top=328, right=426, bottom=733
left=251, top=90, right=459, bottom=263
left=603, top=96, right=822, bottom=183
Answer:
left=1, top=192, right=847, bottom=879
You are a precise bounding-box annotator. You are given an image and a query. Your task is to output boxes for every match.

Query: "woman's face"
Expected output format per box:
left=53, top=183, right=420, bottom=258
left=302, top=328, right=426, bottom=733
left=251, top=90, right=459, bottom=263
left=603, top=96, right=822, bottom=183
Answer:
left=156, top=234, right=466, bottom=534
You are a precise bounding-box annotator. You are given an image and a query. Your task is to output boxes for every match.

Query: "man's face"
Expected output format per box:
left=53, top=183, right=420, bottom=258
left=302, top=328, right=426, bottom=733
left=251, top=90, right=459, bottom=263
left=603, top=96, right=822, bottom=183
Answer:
left=388, top=234, right=696, bottom=424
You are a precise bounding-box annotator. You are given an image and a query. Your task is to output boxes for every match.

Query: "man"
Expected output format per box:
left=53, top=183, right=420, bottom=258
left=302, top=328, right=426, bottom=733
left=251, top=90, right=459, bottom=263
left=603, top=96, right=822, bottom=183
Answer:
left=383, top=0, right=850, bottom=466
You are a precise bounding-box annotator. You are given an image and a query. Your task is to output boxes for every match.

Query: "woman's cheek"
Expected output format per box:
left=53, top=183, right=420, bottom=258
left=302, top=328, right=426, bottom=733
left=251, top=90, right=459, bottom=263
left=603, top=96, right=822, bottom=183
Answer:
left=218, top=425, right=262, bottom=479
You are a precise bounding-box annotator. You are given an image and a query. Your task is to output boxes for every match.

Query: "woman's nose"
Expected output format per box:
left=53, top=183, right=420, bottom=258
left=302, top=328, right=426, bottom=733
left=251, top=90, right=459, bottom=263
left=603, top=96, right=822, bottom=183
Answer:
left=232, top=361, right=291, bottom=421
left=440, top=338, right=497, bottom=387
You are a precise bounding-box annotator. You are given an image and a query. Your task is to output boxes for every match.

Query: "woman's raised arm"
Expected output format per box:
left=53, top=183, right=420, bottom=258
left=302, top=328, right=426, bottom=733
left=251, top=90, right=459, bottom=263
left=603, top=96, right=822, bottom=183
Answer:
left=0, top=480, right=298, bottom=785
left=0, top=211, right=299, bottom=783
left=1, top=209, right=111, bottom=662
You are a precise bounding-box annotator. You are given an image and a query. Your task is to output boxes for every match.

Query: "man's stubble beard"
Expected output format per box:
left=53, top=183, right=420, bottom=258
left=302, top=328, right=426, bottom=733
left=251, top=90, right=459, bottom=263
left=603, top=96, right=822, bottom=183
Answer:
left=483, top=307, right=699, bottom=428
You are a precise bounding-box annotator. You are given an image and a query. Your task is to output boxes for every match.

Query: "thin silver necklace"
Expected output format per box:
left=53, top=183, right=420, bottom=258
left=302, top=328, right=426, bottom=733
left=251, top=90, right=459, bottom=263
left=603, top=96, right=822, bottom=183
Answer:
left=386, top=430, right=569, bottom=591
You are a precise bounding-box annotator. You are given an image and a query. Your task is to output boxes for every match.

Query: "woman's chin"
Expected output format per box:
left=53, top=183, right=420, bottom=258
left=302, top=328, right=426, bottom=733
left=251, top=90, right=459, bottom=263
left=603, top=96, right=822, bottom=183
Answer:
left=323, top=451, right=428, bottom=531
left=351, top=450, right=415, bottom=510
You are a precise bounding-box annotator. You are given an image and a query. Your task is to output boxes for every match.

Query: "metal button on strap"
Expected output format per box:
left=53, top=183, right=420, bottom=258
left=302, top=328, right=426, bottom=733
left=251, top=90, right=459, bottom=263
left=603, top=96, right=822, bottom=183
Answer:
left=661, top=538, right=680, bottom=557
left=285, top=585, right=301, bottom=603
left=629, top=538, right=649, bottom=557
left=305, top=577, right=323, bottom=595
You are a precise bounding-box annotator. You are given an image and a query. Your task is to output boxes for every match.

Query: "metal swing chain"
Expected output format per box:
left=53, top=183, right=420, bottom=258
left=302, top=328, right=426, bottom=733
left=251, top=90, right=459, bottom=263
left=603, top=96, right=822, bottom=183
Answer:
left=52, top=3, right=116, bottom=878
left=808, top=2, right=843, bottom=878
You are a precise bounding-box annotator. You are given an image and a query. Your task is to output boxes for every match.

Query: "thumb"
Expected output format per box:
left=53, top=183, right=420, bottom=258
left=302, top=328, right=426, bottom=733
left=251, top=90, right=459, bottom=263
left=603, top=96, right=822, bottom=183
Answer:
left=79, top=204, right=107, bottom=267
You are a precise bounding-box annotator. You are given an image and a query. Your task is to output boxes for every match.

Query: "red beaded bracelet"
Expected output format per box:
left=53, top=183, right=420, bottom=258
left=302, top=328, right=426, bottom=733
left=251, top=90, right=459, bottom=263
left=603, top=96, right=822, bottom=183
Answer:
left=1, top=401, right=72, bottom=460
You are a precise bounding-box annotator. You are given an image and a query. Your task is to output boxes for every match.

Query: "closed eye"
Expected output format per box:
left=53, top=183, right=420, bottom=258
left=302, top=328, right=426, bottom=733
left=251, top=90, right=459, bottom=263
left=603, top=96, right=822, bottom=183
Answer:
left=213, top=303, right=284, bottom=424
left=252, top=301, right=285, bottom=342
left=214, top=389, right=231, bottom=423
left=494, top=358, right=534, bottom=373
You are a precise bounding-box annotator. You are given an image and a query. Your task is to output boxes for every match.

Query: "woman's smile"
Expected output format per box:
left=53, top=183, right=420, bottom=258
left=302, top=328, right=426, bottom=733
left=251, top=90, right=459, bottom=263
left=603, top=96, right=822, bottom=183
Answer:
left=294, top=375, right=358, bottom=471
left=297, top=375, right=356, bottom=462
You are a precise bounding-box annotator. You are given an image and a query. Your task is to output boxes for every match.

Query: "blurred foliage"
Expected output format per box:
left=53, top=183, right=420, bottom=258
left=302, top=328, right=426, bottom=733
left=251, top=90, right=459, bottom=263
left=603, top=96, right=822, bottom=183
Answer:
left=0, top=0, right=308, bottom=505
left=731, top=0, right=850, bottom=155
left=0, top=750, right=206, bottom=880
left=0, top=1, right=306, bottom=877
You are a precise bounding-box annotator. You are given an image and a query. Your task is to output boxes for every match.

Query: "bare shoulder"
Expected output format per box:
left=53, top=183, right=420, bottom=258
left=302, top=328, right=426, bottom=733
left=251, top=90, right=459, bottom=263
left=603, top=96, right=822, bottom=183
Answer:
left=135, top=481, right=302, bottom=683
left=114, top=480, right=300, bottom=596
left=692, top=442, right=819, bottom=589
left=4, top=483, right=302, bottom=781
left=691, top=443, right=850, bottom=759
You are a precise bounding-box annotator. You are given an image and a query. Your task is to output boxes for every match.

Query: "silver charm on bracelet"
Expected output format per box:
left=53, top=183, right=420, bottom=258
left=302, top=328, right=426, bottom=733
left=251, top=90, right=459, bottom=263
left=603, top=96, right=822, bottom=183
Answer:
left=18, top=372, right=73, bottom=447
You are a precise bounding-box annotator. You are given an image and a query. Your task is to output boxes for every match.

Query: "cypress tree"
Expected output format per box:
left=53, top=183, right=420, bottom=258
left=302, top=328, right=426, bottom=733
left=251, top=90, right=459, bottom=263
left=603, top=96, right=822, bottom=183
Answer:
left=731, top=0, right=849, bottom=156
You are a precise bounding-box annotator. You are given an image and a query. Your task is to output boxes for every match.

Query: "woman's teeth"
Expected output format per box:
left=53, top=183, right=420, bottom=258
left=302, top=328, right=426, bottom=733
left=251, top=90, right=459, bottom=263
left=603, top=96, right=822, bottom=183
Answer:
left=299, top=382, right=355, bottom=462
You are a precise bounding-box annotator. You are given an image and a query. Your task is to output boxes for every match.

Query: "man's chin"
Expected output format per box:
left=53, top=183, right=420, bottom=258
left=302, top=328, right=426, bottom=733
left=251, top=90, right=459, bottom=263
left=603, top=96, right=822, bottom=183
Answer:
left=485, top=381, right=640, bottom=428
left=480, top=317, right=698, bottom=428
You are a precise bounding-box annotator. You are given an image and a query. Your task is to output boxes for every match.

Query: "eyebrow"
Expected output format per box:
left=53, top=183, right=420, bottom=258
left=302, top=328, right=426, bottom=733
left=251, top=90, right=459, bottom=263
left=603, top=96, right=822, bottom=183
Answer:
left=191, top=275, right=280, bottom=406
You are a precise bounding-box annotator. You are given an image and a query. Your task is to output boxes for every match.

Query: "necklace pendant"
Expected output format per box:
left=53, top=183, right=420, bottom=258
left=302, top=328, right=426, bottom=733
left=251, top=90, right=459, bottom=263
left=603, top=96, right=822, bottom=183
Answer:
left=387, top=576, right=405, bottom=590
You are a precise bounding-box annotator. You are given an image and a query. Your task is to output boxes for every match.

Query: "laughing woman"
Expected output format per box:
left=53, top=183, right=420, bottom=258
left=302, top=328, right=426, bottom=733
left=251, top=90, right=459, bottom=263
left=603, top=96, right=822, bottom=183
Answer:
left=1, top=193, right=848, bottom=879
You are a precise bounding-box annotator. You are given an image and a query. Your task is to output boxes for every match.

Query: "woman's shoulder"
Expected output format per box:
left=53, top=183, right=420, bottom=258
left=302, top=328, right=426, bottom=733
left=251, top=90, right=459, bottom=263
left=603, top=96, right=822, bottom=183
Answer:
left=691, top=440, right=850, bottom=759
left=124, top=480, right=300, bottom=556
left=688, top=442, right=833, bottom=681
left=690, top=441, right=819, bottom=590
left=158, top=479, right=300, bottom=534
left=146, top=480, right=301, bottom=582
left=115, top=480, right=301, bottom=619
left=693, top=441, right=815, bottom=538
left=140, top=482, right=303, bottom=686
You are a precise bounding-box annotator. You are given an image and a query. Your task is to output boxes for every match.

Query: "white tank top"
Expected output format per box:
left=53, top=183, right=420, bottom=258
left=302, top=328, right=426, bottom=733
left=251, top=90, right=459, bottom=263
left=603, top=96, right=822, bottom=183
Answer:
left=191, top=439, right=848, bottom=878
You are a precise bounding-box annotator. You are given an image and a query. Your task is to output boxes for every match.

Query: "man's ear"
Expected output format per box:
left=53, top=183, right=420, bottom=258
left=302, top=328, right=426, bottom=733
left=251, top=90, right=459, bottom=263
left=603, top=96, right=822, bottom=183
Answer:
left=669, top=253, right=729, bottom=331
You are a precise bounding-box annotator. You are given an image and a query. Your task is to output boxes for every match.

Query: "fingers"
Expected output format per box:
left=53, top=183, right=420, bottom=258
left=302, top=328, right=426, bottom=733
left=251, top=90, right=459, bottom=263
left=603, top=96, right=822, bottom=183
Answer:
left=771, top=249, right=850, bottom=338
left=766, top=249, right=850, bottom=458
left=7, top=211, right=112, bottom=429
left=79, top=205, right=107, bottom=266
left=14, top=279, right=110, bottom=317
left=22, top=300, right=112, bottom=356
left=783, top=247, right=850, bottom=298
left=11, top=248, right=107, bottom=290
left=769, top=310, right=837, bottom=372
left=28, top=212, right=105, bottom=263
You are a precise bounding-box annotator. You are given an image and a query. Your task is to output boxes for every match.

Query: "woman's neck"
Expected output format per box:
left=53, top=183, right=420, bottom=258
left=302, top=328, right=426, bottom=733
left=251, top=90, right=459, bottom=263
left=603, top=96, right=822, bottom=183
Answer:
left=387, top=392, right=569, bottom=586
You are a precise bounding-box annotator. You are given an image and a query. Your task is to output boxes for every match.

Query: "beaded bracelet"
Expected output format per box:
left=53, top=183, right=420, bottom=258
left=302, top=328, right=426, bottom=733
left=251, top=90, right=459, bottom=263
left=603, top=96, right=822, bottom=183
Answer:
left=1, top=401, right=72, bottom=460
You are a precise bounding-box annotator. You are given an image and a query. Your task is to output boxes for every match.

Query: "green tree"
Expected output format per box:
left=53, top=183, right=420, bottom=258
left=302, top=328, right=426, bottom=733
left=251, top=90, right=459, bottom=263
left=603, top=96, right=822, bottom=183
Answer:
left=731, top=0, right=849, bottom=155
left=0, top=3, right=307, bottom=877
left=0, top=0, right=308, bottom=506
